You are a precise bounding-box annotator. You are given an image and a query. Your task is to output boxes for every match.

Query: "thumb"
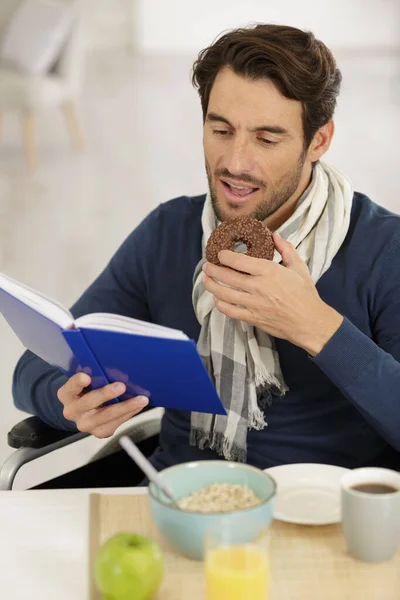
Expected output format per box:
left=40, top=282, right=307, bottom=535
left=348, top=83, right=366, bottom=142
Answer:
left=70, top=371, right=92, bottom=393
left=273, top=232, right=309, bottom=276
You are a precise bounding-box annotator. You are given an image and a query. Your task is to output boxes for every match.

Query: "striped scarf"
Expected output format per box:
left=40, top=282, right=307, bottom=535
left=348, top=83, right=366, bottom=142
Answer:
left=190, top=161, right=353, bottom=462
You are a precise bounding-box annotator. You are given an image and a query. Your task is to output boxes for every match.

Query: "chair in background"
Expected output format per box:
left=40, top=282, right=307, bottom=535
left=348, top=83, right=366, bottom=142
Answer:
left=0, top=0, right=86, bottom=170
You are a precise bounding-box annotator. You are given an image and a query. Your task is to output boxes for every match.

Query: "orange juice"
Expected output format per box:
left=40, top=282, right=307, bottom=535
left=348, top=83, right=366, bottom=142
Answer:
left=205, top=544, right=270, bottom=600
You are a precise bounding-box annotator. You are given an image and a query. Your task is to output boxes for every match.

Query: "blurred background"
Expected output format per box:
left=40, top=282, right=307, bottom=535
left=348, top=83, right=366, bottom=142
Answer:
left=0, top=0, right=399, bottom=488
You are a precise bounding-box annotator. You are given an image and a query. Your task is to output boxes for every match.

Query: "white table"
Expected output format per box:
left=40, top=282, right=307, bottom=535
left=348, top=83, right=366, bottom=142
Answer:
left=0, top=488, right=148, bottom=600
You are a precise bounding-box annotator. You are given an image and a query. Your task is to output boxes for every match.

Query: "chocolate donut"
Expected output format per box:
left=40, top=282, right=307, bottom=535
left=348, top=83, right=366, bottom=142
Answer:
left=206, top=217, right=275, bottom=267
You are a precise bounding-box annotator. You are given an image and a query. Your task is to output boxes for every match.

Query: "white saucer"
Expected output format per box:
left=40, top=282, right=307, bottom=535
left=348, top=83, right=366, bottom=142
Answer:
left=265, top=463, right=349, bottom=525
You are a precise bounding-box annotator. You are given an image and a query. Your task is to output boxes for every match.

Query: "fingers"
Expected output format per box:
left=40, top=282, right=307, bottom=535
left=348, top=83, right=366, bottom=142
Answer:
left=214, top=298, right=253, bottom=323
left=75, top=382, right=128, bottom=413
left=60, top=380, right=125, bottom=419
left=203, top=273, right=252, bottom=307
left=77, top=395, right=149, bottom=435
left=62, top=372, right=92, bottom=397
left=202, top=262, right=251, bottom=291
left=217, top=250, right=268, bottom=275
left=273, top=232, right=297, bottom=267
left=91, top=406, right=145, bottom=439
left=58, top=371, right=150, bottom=439
left=273, top=233, right=310, bottom=276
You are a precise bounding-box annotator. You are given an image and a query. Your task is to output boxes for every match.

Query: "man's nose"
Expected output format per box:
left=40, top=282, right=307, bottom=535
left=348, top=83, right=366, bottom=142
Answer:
left=224, top=136, right=255, bottom=176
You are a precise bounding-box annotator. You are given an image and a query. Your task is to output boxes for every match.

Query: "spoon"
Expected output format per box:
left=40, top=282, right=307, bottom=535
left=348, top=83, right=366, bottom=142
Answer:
left=119, top=435, right=180, bottom=508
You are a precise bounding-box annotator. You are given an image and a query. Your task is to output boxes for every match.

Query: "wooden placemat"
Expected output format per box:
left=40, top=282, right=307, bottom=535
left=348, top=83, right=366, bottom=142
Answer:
left=88, top=493, right=204, bottom=600
left=88, top=493, right=400, bottom=600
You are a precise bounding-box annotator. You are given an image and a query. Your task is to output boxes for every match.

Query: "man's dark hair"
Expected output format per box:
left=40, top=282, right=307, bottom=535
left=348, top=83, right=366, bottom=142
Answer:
left=192, top=23, right=342, bottom=148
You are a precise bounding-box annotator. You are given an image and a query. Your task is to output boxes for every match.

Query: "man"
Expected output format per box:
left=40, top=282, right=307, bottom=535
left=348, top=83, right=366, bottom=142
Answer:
left=12, top=24, right=400, bottom=487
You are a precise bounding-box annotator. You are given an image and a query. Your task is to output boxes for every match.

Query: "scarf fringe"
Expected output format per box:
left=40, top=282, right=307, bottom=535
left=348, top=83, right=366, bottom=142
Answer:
left=255, top=363, right=289, bottom=394
left=190, top=427, right=247, bottom=463
left=248, top=405, right=267, bottom=430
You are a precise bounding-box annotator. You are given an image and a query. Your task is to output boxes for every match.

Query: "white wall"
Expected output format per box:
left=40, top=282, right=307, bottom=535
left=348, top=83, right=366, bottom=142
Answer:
left=88, top=0, right=400, bottom=53
left=135, top=0, right=400, bottom=54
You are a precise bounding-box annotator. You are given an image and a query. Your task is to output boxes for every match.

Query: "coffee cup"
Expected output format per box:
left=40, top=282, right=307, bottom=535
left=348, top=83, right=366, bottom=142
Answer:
left=341, top=467, right=400, bottom=562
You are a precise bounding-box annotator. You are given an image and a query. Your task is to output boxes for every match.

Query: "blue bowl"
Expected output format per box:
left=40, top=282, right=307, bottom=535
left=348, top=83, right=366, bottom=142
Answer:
left=148, top=460, right=276, bottom=560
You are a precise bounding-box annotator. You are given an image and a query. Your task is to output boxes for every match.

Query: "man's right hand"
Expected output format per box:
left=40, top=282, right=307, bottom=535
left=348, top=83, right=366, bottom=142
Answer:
left=57, top=373, right=149, bottom=438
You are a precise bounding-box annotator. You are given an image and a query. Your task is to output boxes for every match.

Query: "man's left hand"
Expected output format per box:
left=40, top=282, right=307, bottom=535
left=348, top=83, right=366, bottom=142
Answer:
left=202, top=232, right=344, bottom=357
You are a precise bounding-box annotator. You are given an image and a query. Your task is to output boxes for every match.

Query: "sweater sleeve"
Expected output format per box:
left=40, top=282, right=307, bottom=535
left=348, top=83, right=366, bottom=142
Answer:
left=12, top=209, right=158, bottom=431
left=311, top=233, right=400, bottom=450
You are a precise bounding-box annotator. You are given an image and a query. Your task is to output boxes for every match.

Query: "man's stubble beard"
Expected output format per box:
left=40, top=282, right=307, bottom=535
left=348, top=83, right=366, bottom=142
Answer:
left=206, top=150, right=307, bottom=223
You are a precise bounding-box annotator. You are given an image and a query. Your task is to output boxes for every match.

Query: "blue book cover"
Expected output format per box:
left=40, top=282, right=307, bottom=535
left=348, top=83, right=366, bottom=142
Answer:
left=0, top=273, right=227, bottom=416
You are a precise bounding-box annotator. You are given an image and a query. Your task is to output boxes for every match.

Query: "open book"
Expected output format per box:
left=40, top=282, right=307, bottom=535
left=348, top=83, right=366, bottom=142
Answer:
left=0, top=272, right=226, bottom=415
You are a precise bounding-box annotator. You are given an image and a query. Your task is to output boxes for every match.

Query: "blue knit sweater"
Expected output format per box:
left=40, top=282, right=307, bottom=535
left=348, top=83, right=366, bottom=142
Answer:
left=12, top=192, right=400, bottom=470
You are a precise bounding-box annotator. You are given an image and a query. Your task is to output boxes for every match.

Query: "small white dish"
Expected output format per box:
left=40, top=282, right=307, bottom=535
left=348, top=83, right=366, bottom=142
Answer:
left=264, top=463, right=350, bottom=525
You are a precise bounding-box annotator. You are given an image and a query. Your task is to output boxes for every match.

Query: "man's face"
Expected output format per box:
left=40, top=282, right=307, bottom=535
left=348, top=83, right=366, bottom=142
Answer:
left=203, top=67, right=311, bottom=223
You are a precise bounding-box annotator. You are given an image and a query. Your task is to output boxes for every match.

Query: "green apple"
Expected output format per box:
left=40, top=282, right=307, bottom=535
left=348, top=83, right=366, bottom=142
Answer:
left=95, top=532, right=164, bottom=600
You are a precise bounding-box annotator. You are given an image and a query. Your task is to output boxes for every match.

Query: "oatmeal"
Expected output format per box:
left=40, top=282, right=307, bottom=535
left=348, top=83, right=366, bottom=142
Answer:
left=178, top=483, right=261, bottom=513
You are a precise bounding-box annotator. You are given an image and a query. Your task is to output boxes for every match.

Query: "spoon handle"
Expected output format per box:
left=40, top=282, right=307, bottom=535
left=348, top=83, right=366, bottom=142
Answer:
left=119, top=435, right=176, bottom=503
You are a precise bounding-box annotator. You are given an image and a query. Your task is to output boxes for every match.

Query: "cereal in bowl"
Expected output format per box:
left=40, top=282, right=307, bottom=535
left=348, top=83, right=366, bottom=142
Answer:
left=178, top=483, right=261, bottom=513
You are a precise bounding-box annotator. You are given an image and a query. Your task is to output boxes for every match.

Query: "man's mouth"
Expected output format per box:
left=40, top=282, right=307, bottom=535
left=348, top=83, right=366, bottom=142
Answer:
left=220, top=178, right=260, bottom=201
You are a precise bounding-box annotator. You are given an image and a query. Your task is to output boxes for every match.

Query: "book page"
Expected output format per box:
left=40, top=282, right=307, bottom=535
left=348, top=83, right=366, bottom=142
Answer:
left=76, top=313, right=189, bottom=340
left=0, top=272, right=74, bottom=330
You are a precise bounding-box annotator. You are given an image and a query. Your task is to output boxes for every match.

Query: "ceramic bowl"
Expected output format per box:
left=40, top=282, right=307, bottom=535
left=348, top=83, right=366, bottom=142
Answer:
left=148, top=460, right=276, bottom=560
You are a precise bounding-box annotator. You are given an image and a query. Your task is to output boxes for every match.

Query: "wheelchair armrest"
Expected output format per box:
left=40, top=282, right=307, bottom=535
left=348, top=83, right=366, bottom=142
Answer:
left=8, top=416, right=79, bottom=450
left=2, top=417, right=88, bottom=490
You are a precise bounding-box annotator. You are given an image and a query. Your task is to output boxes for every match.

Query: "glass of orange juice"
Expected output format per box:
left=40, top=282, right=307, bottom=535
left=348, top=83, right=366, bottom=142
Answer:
left=204, top=518, right=270, bottom=600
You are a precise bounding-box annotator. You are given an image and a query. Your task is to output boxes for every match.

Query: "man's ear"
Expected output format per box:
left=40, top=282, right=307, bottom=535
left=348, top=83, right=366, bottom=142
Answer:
left=307, top=120, right=335, bottom=162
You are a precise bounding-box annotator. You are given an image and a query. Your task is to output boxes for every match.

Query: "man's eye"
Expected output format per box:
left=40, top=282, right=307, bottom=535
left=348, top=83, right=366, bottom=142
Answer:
left=258, top=138, right=277, bottom=146
left=213, top=129, right=230, bottom=136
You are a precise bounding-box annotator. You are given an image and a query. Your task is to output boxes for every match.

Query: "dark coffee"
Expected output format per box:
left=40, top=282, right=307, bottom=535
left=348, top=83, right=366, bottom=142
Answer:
left=351, top=482, right=398, bottom=494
